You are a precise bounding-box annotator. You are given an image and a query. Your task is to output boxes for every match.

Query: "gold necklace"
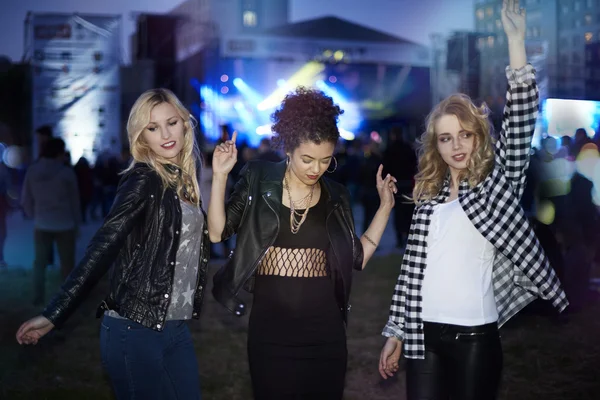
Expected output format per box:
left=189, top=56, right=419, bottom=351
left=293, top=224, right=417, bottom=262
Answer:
left=283, top=172, right=316, bottom=234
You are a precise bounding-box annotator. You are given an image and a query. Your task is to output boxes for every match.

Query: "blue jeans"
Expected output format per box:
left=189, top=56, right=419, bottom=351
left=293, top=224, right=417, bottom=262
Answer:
left=100, top=315, right=201, bottom=400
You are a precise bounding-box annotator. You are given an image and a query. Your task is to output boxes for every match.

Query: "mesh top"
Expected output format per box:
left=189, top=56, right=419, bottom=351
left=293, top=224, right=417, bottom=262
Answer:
left=257, top=191, right=329, bottom=277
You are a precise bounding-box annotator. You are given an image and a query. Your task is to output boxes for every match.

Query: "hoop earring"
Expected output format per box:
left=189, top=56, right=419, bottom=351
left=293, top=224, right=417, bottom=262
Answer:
left=326, top=156, right=338, bottom=173
left=286, top=155, right=290, bottom=168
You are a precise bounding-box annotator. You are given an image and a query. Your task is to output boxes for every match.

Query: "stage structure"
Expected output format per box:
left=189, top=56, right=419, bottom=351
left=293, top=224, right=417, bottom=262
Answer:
left=168, top=0, right=431, bottom=147
left=200, top=16, right=431, bottom=146
left=24, top=12, right=122, bottom=164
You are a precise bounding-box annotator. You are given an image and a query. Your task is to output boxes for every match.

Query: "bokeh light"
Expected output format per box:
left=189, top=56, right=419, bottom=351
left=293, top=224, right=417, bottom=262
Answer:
left=2, top=146, right=26, bottom=169
left=575, top=143, right=599, bottom=180
left=536, top=199, right=556, bottom=225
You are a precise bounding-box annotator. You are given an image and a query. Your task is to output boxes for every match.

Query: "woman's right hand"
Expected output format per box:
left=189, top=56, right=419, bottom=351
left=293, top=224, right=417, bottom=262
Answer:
left=379, top=336, right=403, bottom=379
left=212, top=131, right=238, bottom=175
left=16, top=315, right=55, bottom=345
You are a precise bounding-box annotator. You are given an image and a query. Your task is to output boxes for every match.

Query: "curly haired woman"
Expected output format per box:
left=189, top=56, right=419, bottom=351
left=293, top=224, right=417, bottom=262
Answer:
left=209, top=87, right=397, bottom=399
left=378, top=1, right=568, bottom=399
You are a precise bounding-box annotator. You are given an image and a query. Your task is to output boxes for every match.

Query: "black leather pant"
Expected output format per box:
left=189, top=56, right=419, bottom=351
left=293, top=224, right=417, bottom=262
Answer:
left=406, top=321, right=503, bottom=400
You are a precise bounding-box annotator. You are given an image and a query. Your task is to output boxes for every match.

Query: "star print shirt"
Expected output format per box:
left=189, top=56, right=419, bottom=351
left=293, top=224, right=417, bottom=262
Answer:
left=166, top=200, right=204, bottom=321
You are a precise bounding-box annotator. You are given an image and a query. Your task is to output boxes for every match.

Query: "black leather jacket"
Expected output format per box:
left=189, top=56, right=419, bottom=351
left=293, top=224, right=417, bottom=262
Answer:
left=212, top=160, right=364, bottom=323
left=42, top=163, right=210, bottom=331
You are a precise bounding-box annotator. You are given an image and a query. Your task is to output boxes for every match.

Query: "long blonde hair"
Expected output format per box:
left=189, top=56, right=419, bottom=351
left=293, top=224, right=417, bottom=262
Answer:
left=125, top=88, right=202, bottom=206
left=412, top=93, right=495, bottom=204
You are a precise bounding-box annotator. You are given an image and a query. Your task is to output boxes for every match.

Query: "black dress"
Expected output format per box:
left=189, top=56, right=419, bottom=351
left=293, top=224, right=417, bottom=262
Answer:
left=247, top=193, right=347, bottom=400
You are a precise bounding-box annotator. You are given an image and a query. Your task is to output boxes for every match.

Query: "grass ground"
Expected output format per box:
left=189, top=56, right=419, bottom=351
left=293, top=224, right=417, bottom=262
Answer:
left=1, top=254, right=599, bottom=400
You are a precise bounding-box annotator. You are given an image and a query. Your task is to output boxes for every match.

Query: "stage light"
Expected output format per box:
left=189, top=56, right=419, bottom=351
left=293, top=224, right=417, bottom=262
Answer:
left=258, top=62, right=325, bottom=111
left=221, top=74, right=229, bottom=82
left=233, top=78, right=264, bottom=106
left=334, top=50, right=344, bottom=61
left=339, top=128, right=355, bottom=141
left=328, top=76, right=337, bottom=83
left=315, top=80, right=362, bottom=135
left=256, top=124, right=273, bottom=135
left=221, top=86, right=229, bottom=94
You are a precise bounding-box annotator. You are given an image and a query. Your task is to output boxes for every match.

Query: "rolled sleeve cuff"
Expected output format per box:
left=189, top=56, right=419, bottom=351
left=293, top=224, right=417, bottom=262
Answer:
left=382, top=320, right=405, bottom=341
left=505, top=63, right=536, bottom=85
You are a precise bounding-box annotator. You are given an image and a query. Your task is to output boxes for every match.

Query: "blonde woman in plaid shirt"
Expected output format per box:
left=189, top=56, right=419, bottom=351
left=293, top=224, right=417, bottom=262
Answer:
left=378, top=1, right=568, bottom=399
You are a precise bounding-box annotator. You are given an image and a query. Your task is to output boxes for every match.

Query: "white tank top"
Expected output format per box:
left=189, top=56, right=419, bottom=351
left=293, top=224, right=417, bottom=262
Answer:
left=421, top=198, right=499, bottom=326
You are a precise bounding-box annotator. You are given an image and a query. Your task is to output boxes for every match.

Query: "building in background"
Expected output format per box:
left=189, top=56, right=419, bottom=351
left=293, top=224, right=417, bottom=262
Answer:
left=474, top=0, right=600, bottom=102
left=585, top=41, right=600, bottom=100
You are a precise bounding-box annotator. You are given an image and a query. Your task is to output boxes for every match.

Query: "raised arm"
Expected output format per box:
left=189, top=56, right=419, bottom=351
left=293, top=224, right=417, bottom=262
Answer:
left=207, top=131, right=248, bottom=243
left=359, top=164, right=397, bottom=269
left=496, top=0, right=539, bottom=199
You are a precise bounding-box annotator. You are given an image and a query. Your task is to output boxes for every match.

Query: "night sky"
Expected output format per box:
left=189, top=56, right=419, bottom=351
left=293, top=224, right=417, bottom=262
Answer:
left=0, top=0, right=474, bottom=62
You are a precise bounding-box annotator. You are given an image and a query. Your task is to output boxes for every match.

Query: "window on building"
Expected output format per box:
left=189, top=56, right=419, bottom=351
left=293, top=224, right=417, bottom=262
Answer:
left=575, top=19, right=582, bottom=28
left=487, top=22, right=494, bottom=32
left=496, top=19, right=503, bottom=30
left=243, top=10, right=257, bottom=27
left=560, top=36, right=569, bottom=47
left=586, top=14, right=593, bottom=25
left=487, top=35, right=495, bottom=48
left=497, top=34, right=505, bottom=45
left=477, top=37, right=485, bottom=50
left=532, top=26, right=541, bottom=37
left=574, top=52, right=582, bottom=64
left=575, top=1, right=581, bottom=11
left=586, top=32, right=594, bottom=42
left=587, top=0, right=594, bottom=8
left=476, top=8, right=485, bottom=20
left=562, top=4, right=569, bottom=14
left=486, top=6, right=494, bottom=17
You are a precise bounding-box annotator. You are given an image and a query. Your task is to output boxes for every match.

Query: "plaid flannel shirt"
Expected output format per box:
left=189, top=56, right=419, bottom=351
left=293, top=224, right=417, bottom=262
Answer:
left=382, top=64, right=569, bottom=359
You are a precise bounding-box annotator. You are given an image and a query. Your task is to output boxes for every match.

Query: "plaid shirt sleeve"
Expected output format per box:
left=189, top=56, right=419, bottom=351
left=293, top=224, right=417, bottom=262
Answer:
left=494, top=64, right=539, bottom=200
left=382, top=256, right=408, bottom=340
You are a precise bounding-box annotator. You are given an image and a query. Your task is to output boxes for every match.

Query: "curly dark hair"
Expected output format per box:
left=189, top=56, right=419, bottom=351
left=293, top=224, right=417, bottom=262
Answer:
left=271, top=87, right=344, bottom=152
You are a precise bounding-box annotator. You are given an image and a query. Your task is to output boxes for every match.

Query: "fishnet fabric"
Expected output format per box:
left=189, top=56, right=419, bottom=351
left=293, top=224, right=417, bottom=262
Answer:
left=258, top=247, right=328, bottom=277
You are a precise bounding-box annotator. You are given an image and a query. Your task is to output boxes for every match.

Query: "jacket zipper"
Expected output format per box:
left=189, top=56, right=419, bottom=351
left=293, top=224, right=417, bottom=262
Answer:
left=237, top=192, right=280, bottom=293
left=326, top=202, right=349, bottom=327
left=339, top=210, right=356, bottom=261
left=455, top=332, right=489, bottom=339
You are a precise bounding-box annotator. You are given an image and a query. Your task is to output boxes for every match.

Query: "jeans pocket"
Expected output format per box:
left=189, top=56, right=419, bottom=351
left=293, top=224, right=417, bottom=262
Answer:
left=99, top=321, right=110, bottom=369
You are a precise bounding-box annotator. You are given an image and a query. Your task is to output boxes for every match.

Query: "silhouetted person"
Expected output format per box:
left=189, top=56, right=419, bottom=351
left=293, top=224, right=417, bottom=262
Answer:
left=256, top=138, right=282, bottom=162
left=383, top=128, right=417, bottom=248
left=74, top=157, right=94, bottom=223
left=0, top=162, right=9, bottom=268
left=21, top=138, right=81, bottom=305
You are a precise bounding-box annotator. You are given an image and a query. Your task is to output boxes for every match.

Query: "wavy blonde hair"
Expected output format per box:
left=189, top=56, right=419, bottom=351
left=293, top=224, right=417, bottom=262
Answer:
left=412, top=93, right=495, bottom=204
left=125, top=88, right=202, bottom=206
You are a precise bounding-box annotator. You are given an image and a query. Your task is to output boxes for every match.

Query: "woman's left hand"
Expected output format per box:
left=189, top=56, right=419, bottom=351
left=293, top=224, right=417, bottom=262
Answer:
left=376, top=164, right=397, bottom=210
left=501, top=0, right=526, bottom=41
